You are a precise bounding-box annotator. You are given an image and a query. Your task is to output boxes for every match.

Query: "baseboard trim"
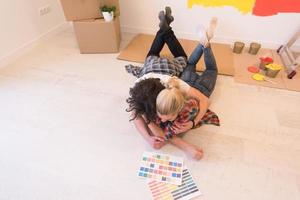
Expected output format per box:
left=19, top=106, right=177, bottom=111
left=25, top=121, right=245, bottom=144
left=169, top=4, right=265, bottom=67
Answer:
left=0, top=22, right=71, bottom=69
left=121, top=25, right=299, bottom=51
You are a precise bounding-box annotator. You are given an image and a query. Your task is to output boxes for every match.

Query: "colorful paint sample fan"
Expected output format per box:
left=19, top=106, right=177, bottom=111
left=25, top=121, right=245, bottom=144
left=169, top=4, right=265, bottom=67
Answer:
left=138, top=152, right=184, bottom=185
left=147, top=168, right=202, bottom=200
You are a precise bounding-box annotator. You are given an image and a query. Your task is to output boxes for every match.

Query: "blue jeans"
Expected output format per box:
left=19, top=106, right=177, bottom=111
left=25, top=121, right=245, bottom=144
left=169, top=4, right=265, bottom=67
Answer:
left=180, top=44, right=218, bottom=97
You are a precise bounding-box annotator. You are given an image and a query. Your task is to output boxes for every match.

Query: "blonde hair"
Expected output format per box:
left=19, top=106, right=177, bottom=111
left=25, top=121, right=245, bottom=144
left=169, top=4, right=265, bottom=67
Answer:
left=156, top=77, right=186, bottom=116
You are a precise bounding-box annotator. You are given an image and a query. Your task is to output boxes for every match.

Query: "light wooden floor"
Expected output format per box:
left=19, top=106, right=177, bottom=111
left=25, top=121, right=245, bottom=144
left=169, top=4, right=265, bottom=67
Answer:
left=0, top=28, right=299, bottom=200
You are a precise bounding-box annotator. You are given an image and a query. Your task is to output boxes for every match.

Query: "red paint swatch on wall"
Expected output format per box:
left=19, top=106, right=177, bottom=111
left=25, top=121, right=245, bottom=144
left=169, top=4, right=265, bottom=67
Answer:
left=253, top=0, right=300, bottom=16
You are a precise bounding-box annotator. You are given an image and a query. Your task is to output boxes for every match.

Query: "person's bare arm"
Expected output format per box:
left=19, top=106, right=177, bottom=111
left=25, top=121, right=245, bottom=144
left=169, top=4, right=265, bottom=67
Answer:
left=146, top=120, right=165, bottom=138
left=133, top=116, right=152, bottom=140
left=169, top=136, right=203, bottom=160
left=172, top=121, right=193, bottom=134
left=133, top=115, right=165, bottom=149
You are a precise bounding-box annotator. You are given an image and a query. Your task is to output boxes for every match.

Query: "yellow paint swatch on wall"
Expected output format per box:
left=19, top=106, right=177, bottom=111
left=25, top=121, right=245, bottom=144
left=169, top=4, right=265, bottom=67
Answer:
left=188, top=0, right=256, bottom=14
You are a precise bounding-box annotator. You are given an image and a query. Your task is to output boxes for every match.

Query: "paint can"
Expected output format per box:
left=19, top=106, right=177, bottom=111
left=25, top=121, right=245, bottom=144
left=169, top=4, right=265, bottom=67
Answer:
left=259, top=57, right=273, bottom=70
left=233, top=41, right=245, bottom=54
left=265, top=63, right=282, bottom=78
left=249, top=42, right=261, bottom=55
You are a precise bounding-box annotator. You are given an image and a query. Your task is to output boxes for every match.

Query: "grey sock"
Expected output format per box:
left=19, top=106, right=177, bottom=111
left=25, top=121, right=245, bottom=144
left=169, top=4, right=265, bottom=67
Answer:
left=165, top=6, right=174, bottom=25
left=158, top=10, right=169, bottom=30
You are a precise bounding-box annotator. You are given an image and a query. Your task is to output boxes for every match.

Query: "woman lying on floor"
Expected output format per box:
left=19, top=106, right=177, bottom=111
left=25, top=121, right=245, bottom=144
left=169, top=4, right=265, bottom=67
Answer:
left=126, top=7, right=219, bottom=160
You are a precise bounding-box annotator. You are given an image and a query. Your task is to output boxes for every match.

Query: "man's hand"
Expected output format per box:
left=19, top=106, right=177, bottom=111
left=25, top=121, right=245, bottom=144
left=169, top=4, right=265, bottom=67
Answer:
left=172, top=121, right=193, bottom=134
left=148, top=136, right=165, bottom=149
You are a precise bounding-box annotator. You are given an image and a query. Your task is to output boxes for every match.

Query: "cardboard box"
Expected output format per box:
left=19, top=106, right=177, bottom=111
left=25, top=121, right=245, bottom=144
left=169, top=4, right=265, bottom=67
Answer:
left=60, top=0, right=120, bottom=21
left=73, top=16, right=121, bottom=53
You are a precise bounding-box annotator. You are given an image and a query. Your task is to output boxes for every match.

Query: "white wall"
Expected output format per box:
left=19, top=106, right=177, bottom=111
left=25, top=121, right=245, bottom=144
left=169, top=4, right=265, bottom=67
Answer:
left=0, top=0, right=66, bottom=66
left=1, top=0, right=299, bottom=66
left=120, top=0, right=300, bottom=49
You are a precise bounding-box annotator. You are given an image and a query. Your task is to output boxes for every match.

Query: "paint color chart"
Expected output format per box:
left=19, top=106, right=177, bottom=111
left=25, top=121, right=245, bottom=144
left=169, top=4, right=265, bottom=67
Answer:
left=148, top=169, right=202, bottom=200
left=138, top=152, right=184, bottom=185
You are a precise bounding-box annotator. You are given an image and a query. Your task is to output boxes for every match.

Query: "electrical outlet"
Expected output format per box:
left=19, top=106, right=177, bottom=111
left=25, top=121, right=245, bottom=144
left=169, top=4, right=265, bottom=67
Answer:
left=39, top=5, right=51, bottom=16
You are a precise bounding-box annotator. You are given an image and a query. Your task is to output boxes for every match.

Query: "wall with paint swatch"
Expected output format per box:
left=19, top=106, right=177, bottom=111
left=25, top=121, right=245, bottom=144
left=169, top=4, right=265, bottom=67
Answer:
left=120, top=0, right=300, bottom=49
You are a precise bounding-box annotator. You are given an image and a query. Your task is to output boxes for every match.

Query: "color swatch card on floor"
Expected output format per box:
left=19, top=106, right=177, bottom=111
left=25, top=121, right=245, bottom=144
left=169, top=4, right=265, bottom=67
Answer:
left=138, top=152, right=184, bottom=185
left=148, top=168, right=202, bottom=200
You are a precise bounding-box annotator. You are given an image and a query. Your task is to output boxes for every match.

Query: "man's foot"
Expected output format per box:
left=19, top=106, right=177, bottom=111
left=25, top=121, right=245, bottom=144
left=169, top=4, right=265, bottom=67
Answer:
left=186, top=145, right=204, bottom=160
left=158, top=10, right=169, bottom=30
left=165, top=6, right=174, bottom=25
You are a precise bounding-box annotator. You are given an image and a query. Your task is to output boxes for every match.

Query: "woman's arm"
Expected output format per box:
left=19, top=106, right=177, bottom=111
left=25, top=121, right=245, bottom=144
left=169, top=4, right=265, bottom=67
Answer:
left=133, top=116, right=153, bottom=140
left=146, top=120, right=166, bottom=138
left=133, top=115, right=165, bottom=149
left=138, top=114, right=166, bottom=138
left=187, top=86, right=209, bottom=125
left=169, top=136, right=203, bottom=160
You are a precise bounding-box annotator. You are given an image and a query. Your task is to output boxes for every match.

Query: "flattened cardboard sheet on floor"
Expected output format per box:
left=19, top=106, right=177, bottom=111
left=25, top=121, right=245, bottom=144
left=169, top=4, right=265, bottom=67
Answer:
left=234, top=48, right=300, bottom=92
left=117, top=34, right=234, bottom=76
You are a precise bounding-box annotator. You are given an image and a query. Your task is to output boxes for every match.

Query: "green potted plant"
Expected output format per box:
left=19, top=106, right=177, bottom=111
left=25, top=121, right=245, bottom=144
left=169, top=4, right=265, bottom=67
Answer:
left=100, top=5, right=116, bottom=22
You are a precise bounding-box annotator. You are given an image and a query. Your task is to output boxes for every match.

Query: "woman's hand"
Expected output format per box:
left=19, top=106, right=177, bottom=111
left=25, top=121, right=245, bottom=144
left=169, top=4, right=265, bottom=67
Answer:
left=173, top=121, right=193, bottom=134
left=147, top=136, right=165, bottom=149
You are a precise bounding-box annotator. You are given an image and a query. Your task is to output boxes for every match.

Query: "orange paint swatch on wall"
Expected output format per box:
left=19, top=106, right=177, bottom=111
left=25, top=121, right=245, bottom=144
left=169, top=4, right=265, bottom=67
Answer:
left=188, top=0, right=300, bottom=16
left=253, top=0, right=300, bottom=16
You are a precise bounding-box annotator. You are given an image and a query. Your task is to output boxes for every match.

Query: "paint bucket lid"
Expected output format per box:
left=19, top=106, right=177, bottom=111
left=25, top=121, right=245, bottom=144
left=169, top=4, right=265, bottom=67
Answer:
left=247, top=66, right=260, bottom=73
left=266, top=63, right=282, bottom=71
left=252, top=73, right=265, bottom=81
left=260, top=57, right=273, bottom=63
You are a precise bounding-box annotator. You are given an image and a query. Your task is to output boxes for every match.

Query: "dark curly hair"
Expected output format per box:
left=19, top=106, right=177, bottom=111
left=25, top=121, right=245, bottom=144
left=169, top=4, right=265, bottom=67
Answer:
left=126, top=78, right=165, bottom=123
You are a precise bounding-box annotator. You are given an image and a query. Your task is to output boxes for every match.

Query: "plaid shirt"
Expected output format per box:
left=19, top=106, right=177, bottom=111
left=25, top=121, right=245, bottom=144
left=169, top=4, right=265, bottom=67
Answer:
left=155, top=98, right=220, bottom=140
left=125, top=55, right=187, bottom=78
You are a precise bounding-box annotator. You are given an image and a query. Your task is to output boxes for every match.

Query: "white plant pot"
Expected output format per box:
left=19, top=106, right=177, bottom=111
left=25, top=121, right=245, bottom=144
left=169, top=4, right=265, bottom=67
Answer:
left=102, top=11, right=114, bottom=22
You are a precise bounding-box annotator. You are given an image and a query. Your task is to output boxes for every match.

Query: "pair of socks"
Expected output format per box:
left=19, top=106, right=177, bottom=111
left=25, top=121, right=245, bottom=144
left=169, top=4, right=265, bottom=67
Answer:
left=158, top=7, right=218, bottom=47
